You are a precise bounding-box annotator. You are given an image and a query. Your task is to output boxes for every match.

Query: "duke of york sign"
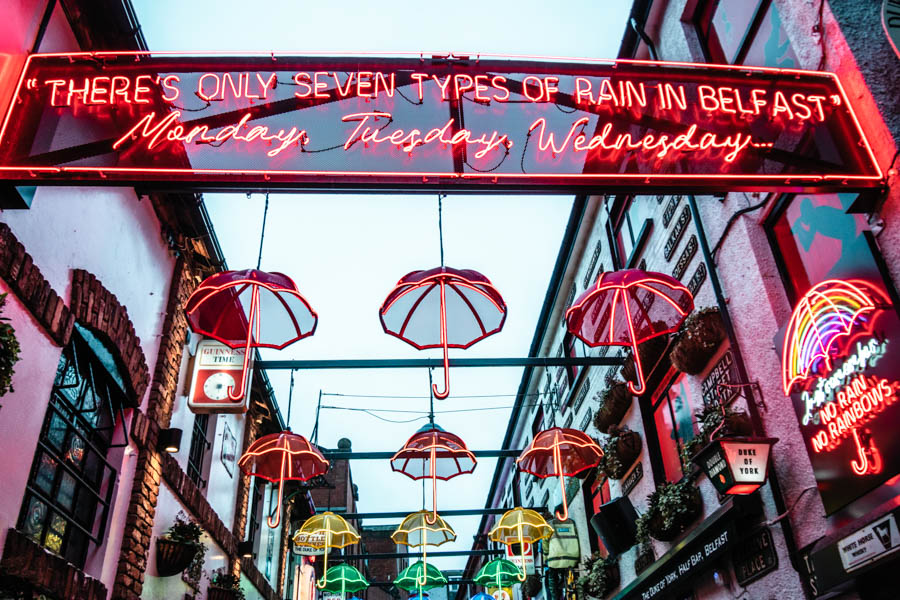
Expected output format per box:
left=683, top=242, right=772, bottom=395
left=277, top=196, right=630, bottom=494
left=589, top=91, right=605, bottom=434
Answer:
left=0, top=53, right=881, bottom=192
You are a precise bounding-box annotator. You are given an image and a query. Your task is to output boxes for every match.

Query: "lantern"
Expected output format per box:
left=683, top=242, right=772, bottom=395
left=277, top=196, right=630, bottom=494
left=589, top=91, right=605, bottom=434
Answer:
left=692, top=437, right=778, bottom=495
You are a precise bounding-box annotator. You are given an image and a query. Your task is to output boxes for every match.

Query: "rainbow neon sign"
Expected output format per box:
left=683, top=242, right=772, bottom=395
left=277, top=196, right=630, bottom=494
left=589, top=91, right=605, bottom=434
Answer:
left=781, top=279, right=879, bottom=395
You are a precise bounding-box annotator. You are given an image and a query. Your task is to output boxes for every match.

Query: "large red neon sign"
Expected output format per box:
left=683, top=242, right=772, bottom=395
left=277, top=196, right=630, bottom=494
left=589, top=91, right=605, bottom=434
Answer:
left=0, top=53, right=882, bottom=191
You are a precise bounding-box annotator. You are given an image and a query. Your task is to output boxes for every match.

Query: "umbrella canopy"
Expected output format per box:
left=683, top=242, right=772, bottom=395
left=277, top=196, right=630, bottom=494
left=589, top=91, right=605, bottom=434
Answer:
left=517, top=428, right=603, bottom=521
left=392, top=511, right=457, bottom=547
left=394, top=561, right=448, bottom=591
left=391, top=424, right=476, bottom=521
left=380, top=266, right=507, bottom=398
left=782, top=279, right=879, bottom=394
left=488, top=508, right=553, bottom=581
left=238, top=431, right=327, bottom=528
left=565, top=269, right=693, bottom=395
left=184, top=269, right=317, bottom=402
left=474, top=559, right=522, bottom=588
left=319, top=565, right=369, bottom=596
left=470, top=593, right=495, bottom=600
left=297, top=512, right=360, bottom=588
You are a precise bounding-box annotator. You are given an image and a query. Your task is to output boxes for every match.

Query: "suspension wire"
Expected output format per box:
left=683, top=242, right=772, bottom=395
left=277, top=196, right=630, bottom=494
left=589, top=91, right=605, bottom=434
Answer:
left=438, top=194, right=445, bottom=268
left=322, top=391, right=548, bottom=400
left=319, top=402, right=543, bottom=415
left=427, top=368, right=436, bottom=426
left=285, top=369, right=295, bottom=430
left=256, top=192, right=270, bottom=270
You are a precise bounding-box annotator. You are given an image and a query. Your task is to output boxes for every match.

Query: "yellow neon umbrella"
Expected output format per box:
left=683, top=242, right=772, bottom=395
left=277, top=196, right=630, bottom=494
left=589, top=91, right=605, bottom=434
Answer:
left=296, top=512, right=360, bottom=588
left=488, top=508, right=553, bottom=581
left=392, top=510, right=456, bottom=585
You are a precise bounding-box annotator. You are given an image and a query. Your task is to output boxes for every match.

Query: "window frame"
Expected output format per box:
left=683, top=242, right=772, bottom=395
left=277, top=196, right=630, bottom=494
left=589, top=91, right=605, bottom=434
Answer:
left=18, top=330, right=122, bottom=568
left=581, top=471, right=611, bottom=555
left=186, top=413, right=213, bottom=489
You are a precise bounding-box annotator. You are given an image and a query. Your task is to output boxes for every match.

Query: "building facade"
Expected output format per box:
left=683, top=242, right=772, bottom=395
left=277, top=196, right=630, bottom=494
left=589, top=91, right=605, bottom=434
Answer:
left=463, top=1, right=900, bottom=599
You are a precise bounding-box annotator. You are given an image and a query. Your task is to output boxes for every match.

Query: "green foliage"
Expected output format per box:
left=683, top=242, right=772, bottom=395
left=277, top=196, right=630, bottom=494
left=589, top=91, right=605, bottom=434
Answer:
left=166, top=511, right=203, bottom=544
left=636, top=480, right=701, bottom=542
left=677, top=307, right=723, bottom=352
left=599, top=426, right=640, bottom=480
left=577, top=552, right=619, bottom=598
left=210, top=568, right=246, bottom=600
left=679, top=403, right=752, bottom=469
left=0, top=293, right=21, bottom=396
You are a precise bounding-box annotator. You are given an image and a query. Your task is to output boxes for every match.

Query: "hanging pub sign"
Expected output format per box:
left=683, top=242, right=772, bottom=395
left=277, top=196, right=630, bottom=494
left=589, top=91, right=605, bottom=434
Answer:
left=292, top=530, right=327, bottom=556
left=692, top=437, right=778, bottom=496
left=187, top=338, right=253, bottom=413
left=781, top=278, right=900, bottom=514
left=0, top=53, right=882, bottom=193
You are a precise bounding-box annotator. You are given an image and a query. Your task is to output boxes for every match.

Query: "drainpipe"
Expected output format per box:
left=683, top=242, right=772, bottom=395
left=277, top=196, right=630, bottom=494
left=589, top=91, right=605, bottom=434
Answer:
left=686, top=195, right=806, bottom=578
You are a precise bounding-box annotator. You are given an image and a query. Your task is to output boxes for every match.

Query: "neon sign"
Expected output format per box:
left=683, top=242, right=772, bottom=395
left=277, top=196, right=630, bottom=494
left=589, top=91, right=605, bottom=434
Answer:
left=0, top=53, right=882, bottom=191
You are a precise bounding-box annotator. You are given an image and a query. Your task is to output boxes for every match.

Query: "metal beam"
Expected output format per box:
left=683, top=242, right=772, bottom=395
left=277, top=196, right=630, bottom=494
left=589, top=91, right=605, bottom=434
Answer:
left=320, top=450, right=523, bottom=461
left=339, top=549, right=501, bottom=560
left=322, top=507, right=539, bottom=519
left=369, top=580, right=477, bottom=588
left=257, top=356, right=623, bottom=370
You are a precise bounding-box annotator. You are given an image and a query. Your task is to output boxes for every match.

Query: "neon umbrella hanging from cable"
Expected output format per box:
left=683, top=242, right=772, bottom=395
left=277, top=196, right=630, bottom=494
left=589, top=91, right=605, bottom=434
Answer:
left=474, top=558, right=523, bottom=589
left=488, top=508, right=553, bottom=581
left=391, top=423, right=477, bottom=523
left=184, top=269, right=317, bottom=402
left=238, top=431, right=327, bottom=528
left=380, top=266, right=507, bottom=398
left=392, top=510, right=456, bottom=585
left=395, top=561, right=448, bottom=595
left=517, top=428, right=603, bottom=521
left=319, top=564, right=369, bottom=600
left=565, top=269, right=693, bottom=395
left=297, top=512, right=360, bottom=589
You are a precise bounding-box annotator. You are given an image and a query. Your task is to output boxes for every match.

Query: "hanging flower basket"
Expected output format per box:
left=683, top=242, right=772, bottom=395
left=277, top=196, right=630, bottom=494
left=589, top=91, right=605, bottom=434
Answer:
left=208, top=570, right=246, bottom=600
left=0, top=293, right=21, bottom=397
left=592, top=383, right=632, bottom=434
left=680, top=404, right=754, bottom=469
left=577, top=553, right=620, bottom=598
left=600, top=427, right=642, bottom=480
left=637, top=480, right=702, bottom=543
left=208, top=587, right=242, bottom=600
left=620, top=332, right=670, bottom=385
left=155, top=538, right=200, bottom=577
left=669, top=308, right=727, bottom=375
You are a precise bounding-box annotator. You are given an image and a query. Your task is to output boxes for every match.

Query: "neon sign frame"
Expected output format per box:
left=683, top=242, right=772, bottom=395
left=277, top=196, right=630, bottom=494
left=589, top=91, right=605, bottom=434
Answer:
left=0, top=52, right=884, bottom=193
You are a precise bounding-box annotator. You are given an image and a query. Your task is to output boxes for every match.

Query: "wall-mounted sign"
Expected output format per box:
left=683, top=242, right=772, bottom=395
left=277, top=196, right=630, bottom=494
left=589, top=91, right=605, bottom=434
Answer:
left=838, top=513, right=900, bottom=572
left=731, top=527, right=778, bottom=586
left=693, top=437, right=777, bottom=496
left=292, top=530, right=327, bottom=556
left=187, top=338, right=252, bottom=413
left=0, top=53, right=881, bottom=192
left=505, top=537, right=535, bottom=574
left=781, top=278, right=900, bottom=513
left=220, top=420, right=236, bottom=477
left=701, top=350, right=739, bottom=407
left=622, top=461, right=643, bottom=496
left=884, top=0, right=900, bottom=60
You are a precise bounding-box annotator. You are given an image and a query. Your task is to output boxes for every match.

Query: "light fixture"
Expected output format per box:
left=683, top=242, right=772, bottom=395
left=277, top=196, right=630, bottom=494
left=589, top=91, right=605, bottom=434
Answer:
left=158, top=428, right=183, bottom=454
left=237, top=540, right=255, bottom=558
left=693, top=437, right=778, bottom=495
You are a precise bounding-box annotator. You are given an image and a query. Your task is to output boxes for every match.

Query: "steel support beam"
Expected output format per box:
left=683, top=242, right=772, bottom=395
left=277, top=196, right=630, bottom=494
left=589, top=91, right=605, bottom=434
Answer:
left=339, top=549, right=501, bottom=560
left=369, top=580, right=477, bottom=588
left=320, top=450, right=523, bottom=461
left=321, top=507, right=539, bottom=519
left=257, top=356, right=623, bottom=370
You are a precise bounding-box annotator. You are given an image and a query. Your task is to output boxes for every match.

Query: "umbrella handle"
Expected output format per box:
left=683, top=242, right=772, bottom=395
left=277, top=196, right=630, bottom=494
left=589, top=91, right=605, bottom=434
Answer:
left=622, top=298, right=647, bottom=396
left=517, top=523, right=527, bottom=582
left=267, top=447, right=286, bottom=528
left=229, top=285, right=259, bottom=402
left=554, top=443, right=569, bottom=522
left=316, top=529, right=332, bottom=590
left=426, top=445, right=439, bottom=525
left=417, top=545, right=428, bottom=587
left=432, top=281, right=451, bottom=399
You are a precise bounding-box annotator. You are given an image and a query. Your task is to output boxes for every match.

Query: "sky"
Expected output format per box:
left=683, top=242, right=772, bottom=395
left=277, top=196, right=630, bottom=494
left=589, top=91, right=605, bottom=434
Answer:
left=132, top=0, right=633, bottom=572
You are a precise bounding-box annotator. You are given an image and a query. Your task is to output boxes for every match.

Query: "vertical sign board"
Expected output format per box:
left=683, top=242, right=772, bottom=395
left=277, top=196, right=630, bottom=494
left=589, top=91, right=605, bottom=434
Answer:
left=0, top=53, right=882, bottom=193
left=188, top=338, right=252, bottom=413
left=884, top=0, right=900, bottom=60
left=837, top=513, right=900, bottom=572
left=505, top=537, right=535, bottom=574
left=781, top=276, right=900, bottom=514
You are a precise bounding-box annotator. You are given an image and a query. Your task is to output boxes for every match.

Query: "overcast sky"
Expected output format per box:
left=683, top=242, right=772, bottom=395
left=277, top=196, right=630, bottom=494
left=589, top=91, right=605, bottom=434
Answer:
left=132, top=0, right=633, bottom=573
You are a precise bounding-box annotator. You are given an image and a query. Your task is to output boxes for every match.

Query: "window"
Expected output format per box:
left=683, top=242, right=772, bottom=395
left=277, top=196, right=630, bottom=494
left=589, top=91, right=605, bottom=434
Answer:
left=18, top=329, right=122, bottom=568
left=608, top=196, right=653, bottom=269
left=563, top=332, right=585, bottom=396
left=766, top=193, right=872, bottom=303
left=531, top=404, right=545, bottom=437
left=651, top=372, right=702, bottom=482
left=187, top=413, right=213, bottom=488
left=695, top=0, right=798, bottom=68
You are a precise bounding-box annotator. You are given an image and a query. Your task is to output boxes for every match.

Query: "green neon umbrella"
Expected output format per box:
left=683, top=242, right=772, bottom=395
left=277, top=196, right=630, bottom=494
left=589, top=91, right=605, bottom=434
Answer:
left=320, top=564, right=369, bottom=597
left=474, top=558, right=522, bottom=588
left=394, top=560, right=447, bottom=592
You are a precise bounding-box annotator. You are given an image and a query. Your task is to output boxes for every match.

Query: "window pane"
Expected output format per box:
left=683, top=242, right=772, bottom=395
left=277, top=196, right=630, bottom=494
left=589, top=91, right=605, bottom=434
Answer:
left=22, top=497, right=47, bottom=541
left=771, top=194, right=869, bottom=298
left=45, top=513, right=66, bottom=554
left=711, top=0, right=762, bottom=63
left=57, top=472, right=76, bottom=511
left=654, top=374, right=702, bottom=481
left=35, top=453, right=57, bottom=493
left=741, top=2, right=798, bottom=68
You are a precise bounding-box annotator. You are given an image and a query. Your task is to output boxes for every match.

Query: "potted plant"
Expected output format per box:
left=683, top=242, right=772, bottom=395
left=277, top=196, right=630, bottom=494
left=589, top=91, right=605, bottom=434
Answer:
left=0, top=293, right=21, bottom=396
left=592, top=382, right=632, bottom=434
left=679, top=403, right=754, bottom=469
left=600, top=426, right=642, bottom=480
left=635, top=480, right=702, bottom=542
left=669, top=307, right=727, bottom=375
left=156, top=512, right=204, bottom=577
left=577, top=552, right=620, bottom=598
left=208, top=568, right=246, bottom=600
left=620, top=330, right=669, bottom=385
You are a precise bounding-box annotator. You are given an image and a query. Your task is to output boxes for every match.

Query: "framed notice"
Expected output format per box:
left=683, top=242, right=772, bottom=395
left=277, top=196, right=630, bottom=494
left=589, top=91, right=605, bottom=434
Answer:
left=221, top=420, right=236, bottom=477
left=187, top=339, right=252, bottom=414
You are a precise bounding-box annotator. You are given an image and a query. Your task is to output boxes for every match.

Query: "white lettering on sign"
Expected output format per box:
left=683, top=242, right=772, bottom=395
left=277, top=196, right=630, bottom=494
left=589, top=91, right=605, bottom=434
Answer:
left=639, top=530, right=729, bottom=599
left=723, top=442, right=771, bottom=484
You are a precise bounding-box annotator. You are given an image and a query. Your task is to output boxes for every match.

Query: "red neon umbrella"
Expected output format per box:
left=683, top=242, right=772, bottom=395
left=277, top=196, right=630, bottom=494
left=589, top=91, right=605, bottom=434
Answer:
left=565, top=269, right=693, bottom=395
left=238, top=431, right=328, bottom=528
left=380, top=266, right=506, bottom=398
left=391, top=424, right=477, bottom=522
left=517, top=428, right=603, bottom=521
left=184, top=269, right=317, bottom=402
